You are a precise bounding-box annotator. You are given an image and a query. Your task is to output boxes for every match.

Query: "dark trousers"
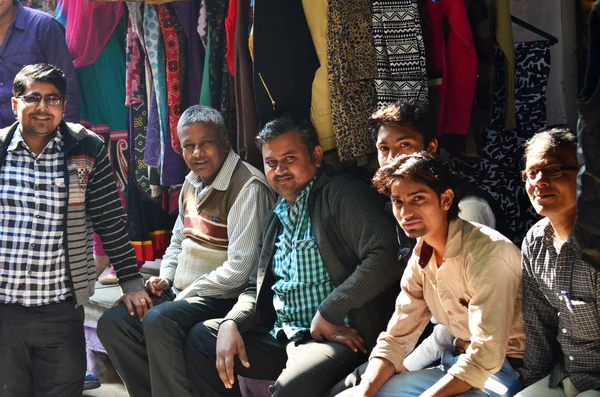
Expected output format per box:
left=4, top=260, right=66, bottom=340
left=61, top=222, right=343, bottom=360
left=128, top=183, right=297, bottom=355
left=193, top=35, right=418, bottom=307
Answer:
left=0, top=300, right=86, bottom=397
left=184, top=319, right=366, bottom=397
left=97, top=293, right=235, bottom=397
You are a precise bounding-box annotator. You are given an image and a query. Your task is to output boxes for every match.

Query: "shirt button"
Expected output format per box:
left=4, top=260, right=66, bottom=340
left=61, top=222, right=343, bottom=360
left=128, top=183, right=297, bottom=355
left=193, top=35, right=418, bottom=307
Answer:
left=447, top=311, right=452, bottom=315
left=35, top=215, right=40, bottom=219
left=34, top=185, right=39, bottom=190
left=558, top=312, right=561, bottom=316
left=562, top=328, right=567, bottom=333
left=1, top=104, right=5, bottom=108
left=0, top=82, right=4, bottom=87
left=569, top=356, right=574, bottom=361
left=30, top=243, right=35, bottom=249
left=27, top=270, right=32, bottom=275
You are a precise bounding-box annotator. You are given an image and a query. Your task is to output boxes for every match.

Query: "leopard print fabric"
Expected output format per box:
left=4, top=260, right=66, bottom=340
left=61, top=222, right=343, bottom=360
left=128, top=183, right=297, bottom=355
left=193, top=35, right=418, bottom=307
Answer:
left=447, top=41, right=551, bottom=244
left=327, top=0, right=378, bottom=161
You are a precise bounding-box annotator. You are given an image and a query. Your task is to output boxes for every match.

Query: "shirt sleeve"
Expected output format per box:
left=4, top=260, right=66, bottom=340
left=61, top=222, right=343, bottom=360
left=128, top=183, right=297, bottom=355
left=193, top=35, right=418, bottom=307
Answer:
left=41, top=19, right=80, bottom=123
left=159, top=210, right=184, bottom=283
left=519, top=237, right=560, bottom=386
left=370, top=258, right=432, bottom=372
left=176, top=182, right=274, bottom=300
left=403, top=324, right=455, bottom=371
left=447, top=249, right=522, bottom=390
left=458, top=195, right=496, bottom=229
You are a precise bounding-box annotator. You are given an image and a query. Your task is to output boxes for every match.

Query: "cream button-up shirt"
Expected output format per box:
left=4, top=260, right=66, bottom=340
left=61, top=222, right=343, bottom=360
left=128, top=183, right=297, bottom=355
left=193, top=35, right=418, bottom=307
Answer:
left=371, top=219, right=526, bottom=390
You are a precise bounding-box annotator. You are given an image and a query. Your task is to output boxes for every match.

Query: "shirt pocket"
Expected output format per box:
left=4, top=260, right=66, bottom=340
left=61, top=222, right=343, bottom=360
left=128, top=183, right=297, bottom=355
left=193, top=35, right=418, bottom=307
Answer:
left=293, top=238, right=329, bottom=284
left=6, top=53, right=41, bottom=69
left=569, top=298, right=600, bottom=341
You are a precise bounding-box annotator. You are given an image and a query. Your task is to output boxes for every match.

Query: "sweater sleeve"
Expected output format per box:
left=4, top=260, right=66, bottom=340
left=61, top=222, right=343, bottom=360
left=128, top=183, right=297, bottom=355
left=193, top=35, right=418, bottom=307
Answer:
left=317, top=179, right=403, bottom=325
left=86, top=143, right=143, bottom=293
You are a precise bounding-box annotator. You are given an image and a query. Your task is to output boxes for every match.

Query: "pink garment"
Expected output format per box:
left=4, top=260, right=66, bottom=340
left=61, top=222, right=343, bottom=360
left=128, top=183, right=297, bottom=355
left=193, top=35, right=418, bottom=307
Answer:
left=60, top=0, right=124, bottom=68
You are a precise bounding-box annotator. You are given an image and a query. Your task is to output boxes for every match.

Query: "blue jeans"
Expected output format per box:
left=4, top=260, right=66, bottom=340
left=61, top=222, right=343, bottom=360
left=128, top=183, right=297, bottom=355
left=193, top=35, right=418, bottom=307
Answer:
left=337, top=351, right=522, bottom=397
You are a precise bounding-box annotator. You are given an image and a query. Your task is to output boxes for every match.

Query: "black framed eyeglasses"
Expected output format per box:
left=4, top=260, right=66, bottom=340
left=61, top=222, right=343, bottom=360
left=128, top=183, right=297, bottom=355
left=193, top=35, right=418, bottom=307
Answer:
left=18, top=94, right=63, bottom=106
left=521, top=165, right=579, bottom=182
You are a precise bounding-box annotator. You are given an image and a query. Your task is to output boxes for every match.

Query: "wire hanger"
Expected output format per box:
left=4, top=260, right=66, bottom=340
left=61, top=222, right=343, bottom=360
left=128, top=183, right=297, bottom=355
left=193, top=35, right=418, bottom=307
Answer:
left=511, top=15, right=559, bottom=46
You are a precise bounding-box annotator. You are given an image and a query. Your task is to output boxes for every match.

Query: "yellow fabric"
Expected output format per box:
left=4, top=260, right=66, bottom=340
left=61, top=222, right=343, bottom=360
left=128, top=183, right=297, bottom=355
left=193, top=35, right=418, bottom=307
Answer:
left=302, top=0, right=336, bottom=152
left=495, top=1, right=516, bottom=130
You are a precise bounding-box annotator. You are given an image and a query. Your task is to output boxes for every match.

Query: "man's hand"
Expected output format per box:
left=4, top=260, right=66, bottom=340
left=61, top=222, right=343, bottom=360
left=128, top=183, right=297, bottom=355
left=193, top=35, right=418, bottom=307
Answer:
left=114, top=290, right=153, bottom=322
left=454, top=338, right=469, bottom=354
left=216, top=320, right=250, bottom=389
left=145, top=276, right=171, bottom=297
left=310, top=311, right=366, bottom=354
left=355, top=357, right=396, bottom=397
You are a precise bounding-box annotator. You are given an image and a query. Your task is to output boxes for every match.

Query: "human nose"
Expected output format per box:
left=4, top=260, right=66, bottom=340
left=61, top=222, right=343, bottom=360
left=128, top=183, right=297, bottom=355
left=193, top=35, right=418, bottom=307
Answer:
left=274, top=162, right=287, bottom=174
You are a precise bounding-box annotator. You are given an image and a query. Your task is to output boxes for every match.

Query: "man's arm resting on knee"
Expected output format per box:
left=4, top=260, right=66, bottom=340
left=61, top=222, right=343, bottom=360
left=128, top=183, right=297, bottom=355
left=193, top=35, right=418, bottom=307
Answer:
left=356, top=357, right=396, bottom=397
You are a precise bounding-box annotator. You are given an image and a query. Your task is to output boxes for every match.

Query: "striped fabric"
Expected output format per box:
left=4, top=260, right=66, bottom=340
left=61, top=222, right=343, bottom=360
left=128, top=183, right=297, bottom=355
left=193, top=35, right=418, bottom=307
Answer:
left=271, top=178, right=337, bottom=340
left=0, top=129, right=69, bottom=306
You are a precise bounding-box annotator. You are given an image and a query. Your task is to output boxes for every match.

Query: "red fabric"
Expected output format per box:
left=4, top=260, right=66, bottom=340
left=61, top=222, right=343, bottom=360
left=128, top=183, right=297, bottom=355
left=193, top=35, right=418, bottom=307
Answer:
left=61, top=0, right=124, bottom=68
left=157, top=4, right=185, bottom=154
left=423, top=0, right=477, bottom=136
left=225, top=0, right=238, bottom=77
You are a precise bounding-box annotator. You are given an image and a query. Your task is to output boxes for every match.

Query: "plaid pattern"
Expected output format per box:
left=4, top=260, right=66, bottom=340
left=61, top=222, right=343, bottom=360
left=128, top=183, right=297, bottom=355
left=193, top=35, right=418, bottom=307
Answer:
left=0, top=129, right=70, bottom=306
left=271, top=178, right=336, bottom=340
left=521, top=218, right=600, bottom=392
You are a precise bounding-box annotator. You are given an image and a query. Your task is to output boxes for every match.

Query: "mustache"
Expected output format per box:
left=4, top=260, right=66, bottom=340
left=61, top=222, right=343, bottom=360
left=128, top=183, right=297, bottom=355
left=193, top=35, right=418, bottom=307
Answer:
left=30, top=113, right=54, bottom=118
left=274, top=174, right=293, bottom=182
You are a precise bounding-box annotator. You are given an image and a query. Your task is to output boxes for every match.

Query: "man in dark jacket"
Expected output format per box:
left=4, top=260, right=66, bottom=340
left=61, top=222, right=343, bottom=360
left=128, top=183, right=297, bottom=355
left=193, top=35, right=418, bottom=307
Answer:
left=184, top=115, right=403, bottom=397
left=0, top=63, right=148, bottom=397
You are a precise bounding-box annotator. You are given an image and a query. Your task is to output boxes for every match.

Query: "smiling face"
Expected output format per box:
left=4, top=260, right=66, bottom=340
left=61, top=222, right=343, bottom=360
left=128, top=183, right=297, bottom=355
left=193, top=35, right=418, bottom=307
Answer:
left=11, top=80, right=66, bottom=143
left=261, top=129, right=323, bottom=207
left=376, top=123, right=438, bottom=167
left=524, top=141, right=577, bottom=220
left=179, top=122, right=230, bottom=185
left=390, top=177, right=453, bottom=241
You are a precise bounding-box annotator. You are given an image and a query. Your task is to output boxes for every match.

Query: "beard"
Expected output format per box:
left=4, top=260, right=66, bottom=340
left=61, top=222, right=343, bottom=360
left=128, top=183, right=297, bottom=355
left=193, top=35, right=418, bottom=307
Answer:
left=404, top=225, right=428, bottom=239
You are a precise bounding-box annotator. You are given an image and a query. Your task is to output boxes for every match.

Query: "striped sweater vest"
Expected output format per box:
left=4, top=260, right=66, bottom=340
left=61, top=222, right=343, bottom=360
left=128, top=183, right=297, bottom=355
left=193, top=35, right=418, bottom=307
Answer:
left=173, top=158, right=259, bottom=290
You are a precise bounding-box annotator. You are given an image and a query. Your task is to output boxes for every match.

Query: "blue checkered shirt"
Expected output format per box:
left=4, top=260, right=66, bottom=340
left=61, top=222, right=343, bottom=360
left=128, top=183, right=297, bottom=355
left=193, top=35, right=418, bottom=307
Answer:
left=0, top=128, right=70, bottom=306
left=521, top=218, right=600, bottom=392
left=271, top=178, right=337, bottom=340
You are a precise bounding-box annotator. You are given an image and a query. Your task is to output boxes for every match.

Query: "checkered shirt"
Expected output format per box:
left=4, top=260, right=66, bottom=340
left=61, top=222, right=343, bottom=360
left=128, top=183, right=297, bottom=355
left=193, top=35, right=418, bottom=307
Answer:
left=521, top=218, right=600, bottom=392
left=0, top=128, right=70, bottom=306
left=271, top=178, right=337, bottom=340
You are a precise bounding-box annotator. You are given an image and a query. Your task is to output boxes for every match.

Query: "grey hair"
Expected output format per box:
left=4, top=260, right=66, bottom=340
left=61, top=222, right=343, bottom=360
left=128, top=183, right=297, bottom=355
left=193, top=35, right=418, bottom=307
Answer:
left=177, top=105, right=229, bottom=143
left=255, top=115, right=320, bottom=153
left=523, top=128, right=577, bottom=163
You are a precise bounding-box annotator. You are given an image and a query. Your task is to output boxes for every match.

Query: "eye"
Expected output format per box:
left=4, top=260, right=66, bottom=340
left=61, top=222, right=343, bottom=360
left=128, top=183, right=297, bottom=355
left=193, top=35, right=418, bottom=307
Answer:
left=265, top=160, right=276, bottom=168
left=202, top=140, right=212, bottom=144
left=391, top=198, right=402, bottom=206
left=546, top=166, right=563, bottom=177
left=399, top=141, right=411, bottom=148
left=378, top=145, right=389, bottom=152
left=285, top=156, right=295, bottom=162
left=414, top=195, right=424, bottom=202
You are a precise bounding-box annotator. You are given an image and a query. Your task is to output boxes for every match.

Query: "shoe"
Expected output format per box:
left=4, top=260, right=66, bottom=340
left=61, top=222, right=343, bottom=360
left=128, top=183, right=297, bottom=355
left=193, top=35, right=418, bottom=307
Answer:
left=84, top=374, right=101, bottom=391
left=98, top=267, right=118, bottom=285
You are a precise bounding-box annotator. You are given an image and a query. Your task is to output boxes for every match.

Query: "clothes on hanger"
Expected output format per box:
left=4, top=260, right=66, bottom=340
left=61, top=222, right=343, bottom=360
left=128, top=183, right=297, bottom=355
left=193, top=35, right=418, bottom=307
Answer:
left=372, top=0, right=428, bottom=108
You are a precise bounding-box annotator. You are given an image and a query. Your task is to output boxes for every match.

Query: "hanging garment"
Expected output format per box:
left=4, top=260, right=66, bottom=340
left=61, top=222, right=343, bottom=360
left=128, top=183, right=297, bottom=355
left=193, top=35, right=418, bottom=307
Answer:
left=494, top=1, right=516, bottom=131
left=446, top=41, right=551, bottom=243
left=422, top=0, right=478, bottom=136
left=157, top=4, right=186, bottom=154
left=172, top=0, right=204, bottom=107
left=574, top=0, right=600, bottom=271
left=60, top=0, right=124, bottom=68
left=198, top=0, right=208, bottom=48
left=252, top=0, right=318, bottom=127
left=327, top=0, right=377, bottom=160
left=234, top=0, right=262, bottom=168
left=143, top=4, right=169, bottom=168
left=225, top=0, right=238, bottom=77
left=125, top=19, right=143, bottom=106
left=302, top=0, right=336, bottom=152
left=145, top=88, right=161, bottom=168
left=372, top=0, right=428, bottom=108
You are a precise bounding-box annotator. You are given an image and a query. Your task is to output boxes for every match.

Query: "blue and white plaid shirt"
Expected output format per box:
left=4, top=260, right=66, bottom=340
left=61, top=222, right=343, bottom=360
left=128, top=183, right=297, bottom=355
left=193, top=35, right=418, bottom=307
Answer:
left=0, top=128, right=70, bottom=306
left=271, top=178, right=336, bottom=341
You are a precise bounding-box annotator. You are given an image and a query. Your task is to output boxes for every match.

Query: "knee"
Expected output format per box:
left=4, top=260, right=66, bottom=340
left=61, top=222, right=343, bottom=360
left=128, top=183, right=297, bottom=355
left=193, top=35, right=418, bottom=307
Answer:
left=97, top=305, right=127, bottom=344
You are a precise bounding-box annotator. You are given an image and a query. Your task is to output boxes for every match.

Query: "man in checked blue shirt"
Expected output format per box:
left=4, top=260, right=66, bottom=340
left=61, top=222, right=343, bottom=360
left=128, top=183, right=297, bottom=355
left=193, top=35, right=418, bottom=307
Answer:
left=184, top=115, right=404, bottom=397
left=517, top=128, right=600, bottom=397
left=0, top=64, right=148, bottom=396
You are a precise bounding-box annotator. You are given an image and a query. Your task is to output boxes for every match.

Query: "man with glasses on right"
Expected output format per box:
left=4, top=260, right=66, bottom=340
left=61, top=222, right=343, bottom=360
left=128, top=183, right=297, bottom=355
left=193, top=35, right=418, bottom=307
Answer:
left=517, top=128, right=600, bottom=397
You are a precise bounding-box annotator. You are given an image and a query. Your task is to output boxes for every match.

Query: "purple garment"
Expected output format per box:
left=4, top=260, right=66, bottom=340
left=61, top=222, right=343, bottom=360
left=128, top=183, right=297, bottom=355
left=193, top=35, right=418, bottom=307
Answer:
left=0, top=2, right=80, bottom=127
left=160, top=119, right=186, bottom=186
left=144, top=89, right=161, bottom=168
left=172, top=1, right=204, bottom=107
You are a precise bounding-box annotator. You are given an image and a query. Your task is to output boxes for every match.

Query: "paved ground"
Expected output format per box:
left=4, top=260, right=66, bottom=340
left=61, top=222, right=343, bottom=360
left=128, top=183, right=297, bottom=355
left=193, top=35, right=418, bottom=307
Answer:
left=83, top=383, right=128, bottom=397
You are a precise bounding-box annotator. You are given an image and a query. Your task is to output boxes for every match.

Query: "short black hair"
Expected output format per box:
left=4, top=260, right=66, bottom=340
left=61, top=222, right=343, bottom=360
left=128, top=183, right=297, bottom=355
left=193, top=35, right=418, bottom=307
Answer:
left=523, top=128, right=577, bottom=165
left=372, top=152, right=460, bottom=221
left=370, top=99, right=437, bottom=147
left=13, top=63, right=67, bottom=99
left=255, top=114, right=320, bottom=154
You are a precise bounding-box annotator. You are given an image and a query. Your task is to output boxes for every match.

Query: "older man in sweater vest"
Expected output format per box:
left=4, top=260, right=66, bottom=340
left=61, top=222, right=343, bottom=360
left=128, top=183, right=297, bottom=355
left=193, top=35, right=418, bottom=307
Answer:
left=98, top=106, right=275, bottom=397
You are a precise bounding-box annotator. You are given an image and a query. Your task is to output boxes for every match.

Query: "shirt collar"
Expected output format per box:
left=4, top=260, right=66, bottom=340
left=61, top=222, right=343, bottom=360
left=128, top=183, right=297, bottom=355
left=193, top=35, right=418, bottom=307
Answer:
left=7, top=126, right=62, bottom=152
left=13, top=2, right=27, bottom=31
left=414, top=218, right=464, bottom=268
left=274, top=176, right=317, bottom=216
left=184, top=150, right=240, bottom=191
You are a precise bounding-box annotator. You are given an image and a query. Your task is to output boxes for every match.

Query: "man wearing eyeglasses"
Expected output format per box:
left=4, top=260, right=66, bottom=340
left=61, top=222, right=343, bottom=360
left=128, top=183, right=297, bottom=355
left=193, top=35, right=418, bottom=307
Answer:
left=517, top=128, right=600, bottom=397
left=0, top=63, right=148, bottom=397
left=0, top=0, right=80, bottom=128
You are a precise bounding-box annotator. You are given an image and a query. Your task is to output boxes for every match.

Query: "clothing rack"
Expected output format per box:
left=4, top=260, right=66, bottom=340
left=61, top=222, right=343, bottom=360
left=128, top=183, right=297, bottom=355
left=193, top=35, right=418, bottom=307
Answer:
left=511, top=15, right=559, bottom=46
